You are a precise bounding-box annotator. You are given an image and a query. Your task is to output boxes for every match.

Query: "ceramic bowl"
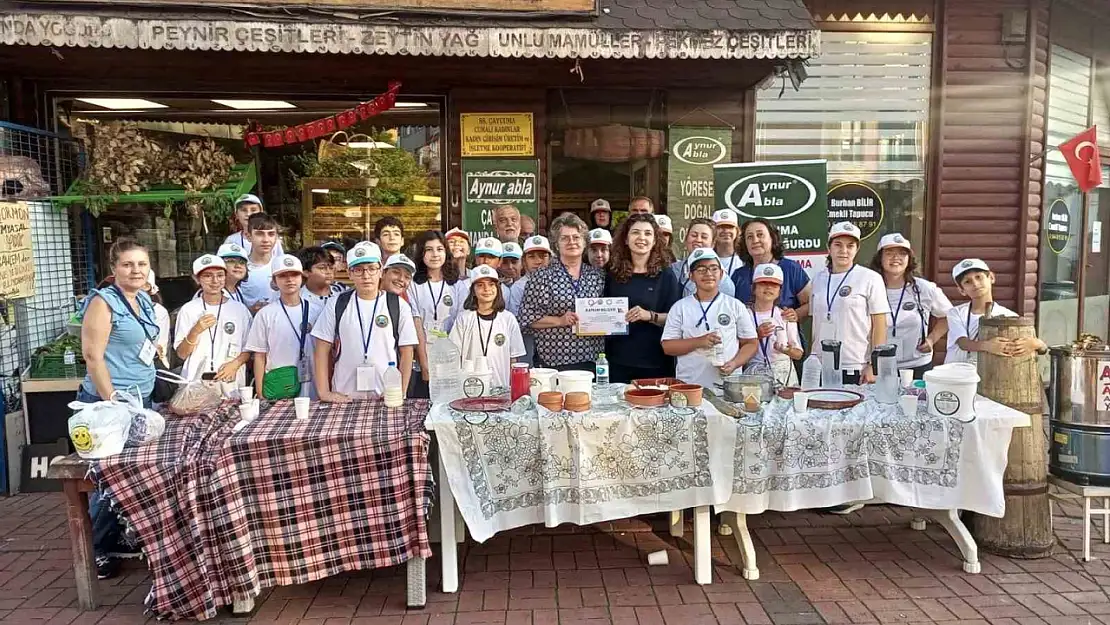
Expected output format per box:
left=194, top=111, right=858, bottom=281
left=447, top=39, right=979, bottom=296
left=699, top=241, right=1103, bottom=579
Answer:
left=632, top=377, right=683, bottom=391
left=537, top=391, right=564, bottom=411
left=669, top=383, right=704, bottom=407
left=624, top=388, right=667, bottom=407
left=564, top=391, right=591, bottom=412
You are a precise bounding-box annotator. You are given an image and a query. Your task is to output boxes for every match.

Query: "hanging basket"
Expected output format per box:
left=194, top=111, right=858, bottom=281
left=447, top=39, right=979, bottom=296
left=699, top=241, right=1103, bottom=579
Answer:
left=317, top=132, right=374, bottom=162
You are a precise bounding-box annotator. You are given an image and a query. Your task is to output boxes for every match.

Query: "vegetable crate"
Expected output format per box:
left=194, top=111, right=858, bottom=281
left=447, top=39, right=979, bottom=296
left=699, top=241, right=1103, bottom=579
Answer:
left=29, top=354, right=86, bottom=380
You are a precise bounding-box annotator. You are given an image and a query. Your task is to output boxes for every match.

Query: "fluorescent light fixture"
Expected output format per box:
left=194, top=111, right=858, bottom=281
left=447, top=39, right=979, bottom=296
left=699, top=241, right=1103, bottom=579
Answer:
left=77, top=98, right=167, bottom=110
left=212, top=99, right=296, bottom=110
left=311, top=188, right=330, bottom=194
left=347, top=141, right=395, bottom=149
left=393, top=102, right=428, bottom=108
left=412, top=195, right=441, bottom=204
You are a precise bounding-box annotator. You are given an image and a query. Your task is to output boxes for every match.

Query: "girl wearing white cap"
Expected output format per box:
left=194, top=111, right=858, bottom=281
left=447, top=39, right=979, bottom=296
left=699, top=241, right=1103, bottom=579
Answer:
left=587, top=228, right=612, bottom=269
left=946, top=258, right=1035, bottom=364
left=223, top=193, right=285, bottom=258
left=450, top=265, right=526, bottom=389
left=869, top=234, right=952, bottom=378
left=810, top=222, right=890, bottom=384
left=174, top=254, right=253, bottom=391
left=654, top=214, right=676, bottom=264
left=747, top=263, right=802, bottom=385
left=670, top=217, right=736, bottom=298
left=458, top=237, right=511, bottom=305
left=712, top=209, right=743, bottom=281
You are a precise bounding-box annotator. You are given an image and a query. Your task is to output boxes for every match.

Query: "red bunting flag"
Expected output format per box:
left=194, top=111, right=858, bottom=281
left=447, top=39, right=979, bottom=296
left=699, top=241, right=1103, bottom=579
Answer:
left=1060, top=126, right=1103, bottom=193
left=243, top=81, right=403, bottom=150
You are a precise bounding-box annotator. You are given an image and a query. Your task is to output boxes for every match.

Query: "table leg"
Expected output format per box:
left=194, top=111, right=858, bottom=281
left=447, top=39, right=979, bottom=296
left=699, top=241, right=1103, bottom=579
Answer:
left=730, top=513, right=759, bottom=581
left=669, top=510, right=683, bottom=538
left=62, top=480, right=98, bottom=610
left=693, top=506, right=712, bottom=585
left=933, top=509, right=980, bottom=573
left=407, top=556, right=427, bottom=608
left=439, top=453, right=459, bottom=593
left=1084, top=497, right=1092, bottom=562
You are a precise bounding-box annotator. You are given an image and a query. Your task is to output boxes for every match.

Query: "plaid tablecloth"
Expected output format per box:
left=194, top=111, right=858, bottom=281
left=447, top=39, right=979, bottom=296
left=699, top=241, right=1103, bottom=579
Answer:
left=94, top=399, right=433, bottom=621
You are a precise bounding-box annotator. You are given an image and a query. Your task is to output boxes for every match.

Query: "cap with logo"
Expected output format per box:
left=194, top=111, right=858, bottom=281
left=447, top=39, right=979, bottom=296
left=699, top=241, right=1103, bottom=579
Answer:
left=321, top=241, right=346, bottom=253
left=502, top=242, right=523, bottom=259
left=235, top=193, right=263, bottom=208
left=523, top=235, right=552, bottom=254
left=347, top=241, right=383, bottom=268
left=445, top=227, right=471, bottom=243
left=384, top=253, right=417, bottom=274
left=475, top=237, right=504, bottom=257
left=952, top=258, right=991, bottom=283
left=686, top=247, right=721, bottom=273
left=877, top=233, right=912, bottom=252
left=272, top=254, right=304, bottom=276
left=752, top=263, right=784, bottom=285
left=590, top=198, right=611, bottom=213
left=828, top=221, right=862, bottom=242
left=654, top=214, right=673, bottom=233
left=712, top=209, right=739, bottom=227
left=217, top=243, right=249, bottom=261
left=588, top=228, right=613, bottom=246
left=470, top=265, right=500, bottom=283
left=192, top=254, right=227, bottom=276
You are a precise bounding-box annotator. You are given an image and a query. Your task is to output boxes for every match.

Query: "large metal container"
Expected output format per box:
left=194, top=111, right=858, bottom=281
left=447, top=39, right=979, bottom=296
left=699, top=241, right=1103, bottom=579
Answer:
left=1048, top=345, right=1110, bottom=485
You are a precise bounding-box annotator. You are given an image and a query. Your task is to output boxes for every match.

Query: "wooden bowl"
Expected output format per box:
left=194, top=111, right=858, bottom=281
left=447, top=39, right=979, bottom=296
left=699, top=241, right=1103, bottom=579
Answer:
left=669, top=383, right=703, bottom=407
left=564, top=391, right=591, bottom=412
left=632, top=377, right=683, bottom=390
left=537, top=391, right=564, bottom=411
left=624, top=388, right=667, bottom=407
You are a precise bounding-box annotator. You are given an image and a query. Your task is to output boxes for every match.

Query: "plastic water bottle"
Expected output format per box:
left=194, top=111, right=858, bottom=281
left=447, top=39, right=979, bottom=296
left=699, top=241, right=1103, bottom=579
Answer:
left=801, top=354, right=822, bottom=390
left=383, top=361, right=404, bottom=408
left=595, top=352, right=610, bottom=386
left=428, top=330, right=462, bottom=404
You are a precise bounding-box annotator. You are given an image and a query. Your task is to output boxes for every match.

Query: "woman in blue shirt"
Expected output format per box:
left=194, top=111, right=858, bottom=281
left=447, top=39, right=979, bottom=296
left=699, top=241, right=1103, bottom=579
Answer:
left=732, top=218, right=812, bottom=321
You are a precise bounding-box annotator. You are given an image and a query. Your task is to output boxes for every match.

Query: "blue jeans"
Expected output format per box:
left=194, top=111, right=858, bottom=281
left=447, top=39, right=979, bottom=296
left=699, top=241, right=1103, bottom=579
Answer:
left=75, top=388, right=151, bottom=558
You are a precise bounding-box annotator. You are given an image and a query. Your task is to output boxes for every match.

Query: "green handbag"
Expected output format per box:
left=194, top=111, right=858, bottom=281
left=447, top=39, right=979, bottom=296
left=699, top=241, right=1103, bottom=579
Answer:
left=262, top=365, right=300, bottom=400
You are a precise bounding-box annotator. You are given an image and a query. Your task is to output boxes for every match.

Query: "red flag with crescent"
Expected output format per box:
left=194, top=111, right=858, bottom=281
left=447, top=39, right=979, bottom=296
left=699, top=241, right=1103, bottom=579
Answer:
left=1060, top=126, right=1103, bottom=193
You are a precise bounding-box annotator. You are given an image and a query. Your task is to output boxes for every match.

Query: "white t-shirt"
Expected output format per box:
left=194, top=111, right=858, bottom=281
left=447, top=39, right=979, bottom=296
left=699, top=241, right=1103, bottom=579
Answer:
left=310, top=292, right=419, bottom=396
left=811, top=265, right=890, bottom=370
left=246, top=298, right=320, bottom=398
left=407, top=279, right=462, bottom=335
left=173, top=296, right=253, bottom=387
left=885, top=278, right=953, bottom=368
left=154, top=303, right=170, bottom=367
left=670, top=260, right=736, bottom=298
left=718, top=254, right=743, bottom=281
left=238, top=256, right=277, bottom=308
left=662, top=293, right=758, bottom=390
left=945, top=302, right=1018, bottom=364
left=221, top=232, right=285, bottom=258
left=749, top=307, right=800, bottom=368
left=449, top=310, right=526, bottom=388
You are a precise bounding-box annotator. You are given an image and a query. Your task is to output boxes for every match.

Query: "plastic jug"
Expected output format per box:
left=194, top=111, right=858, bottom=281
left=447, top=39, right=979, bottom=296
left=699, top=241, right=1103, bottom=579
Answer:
left=428, top=329, right=463, bottom=404
left=870, top=343, right=899, bottom=404
left=820, top=339, right=844, bottom=389
left=801, top=354, right=822, bottom=390
left=383, top=361, right=404, bottom=408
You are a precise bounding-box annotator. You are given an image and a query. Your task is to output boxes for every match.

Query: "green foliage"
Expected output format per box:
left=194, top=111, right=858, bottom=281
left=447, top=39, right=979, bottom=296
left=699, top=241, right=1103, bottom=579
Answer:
left=289, top=129, right=429, bottom=206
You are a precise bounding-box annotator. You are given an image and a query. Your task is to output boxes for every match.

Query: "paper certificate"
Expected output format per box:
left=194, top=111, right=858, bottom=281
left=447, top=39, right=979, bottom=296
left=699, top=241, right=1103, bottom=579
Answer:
left=575, top=297, right=629, bottom=336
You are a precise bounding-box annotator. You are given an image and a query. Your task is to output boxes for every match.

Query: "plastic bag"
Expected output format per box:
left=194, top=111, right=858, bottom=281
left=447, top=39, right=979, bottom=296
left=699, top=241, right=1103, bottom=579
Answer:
left=114, top=389, right=165, bottom=445
left=67, top=389, right=166, bottom=459
left=160, top=370, right=224, bottom=416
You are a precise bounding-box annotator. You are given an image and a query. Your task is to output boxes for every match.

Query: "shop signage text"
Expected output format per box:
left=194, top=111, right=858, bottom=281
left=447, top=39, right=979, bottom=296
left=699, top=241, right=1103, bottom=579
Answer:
left=827, top=181, right=883, bottom=241
left=461, top=159, right=539, bottom=241
left=666, top=126, right=732, bottom=258
left=461, top=113, right=534, bottom=157
left=1046, top=198, right=1072, bottom=255
left=0, top=15, right=820, bottom=60
left=714, top=160, right=828, bottom=276
left=0, top=201, right=35, bottom=300
left=29, top=0, right=597, bottom=13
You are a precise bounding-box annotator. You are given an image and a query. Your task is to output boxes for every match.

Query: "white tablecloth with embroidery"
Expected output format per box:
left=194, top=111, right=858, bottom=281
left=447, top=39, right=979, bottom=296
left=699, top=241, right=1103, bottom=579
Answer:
left=716, top=387, right=1030, bottom=516
left=426, top=397, right=737, bottom=542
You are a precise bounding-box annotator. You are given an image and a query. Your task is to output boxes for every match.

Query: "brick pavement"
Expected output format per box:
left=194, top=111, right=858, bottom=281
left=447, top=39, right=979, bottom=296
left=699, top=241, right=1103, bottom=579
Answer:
left=2, top=492, right=1109, bottom=625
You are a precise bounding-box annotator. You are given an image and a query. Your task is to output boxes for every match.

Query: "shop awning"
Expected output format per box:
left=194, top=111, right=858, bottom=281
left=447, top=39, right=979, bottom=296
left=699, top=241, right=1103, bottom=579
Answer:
left=0, top=0, right=819, bottom=60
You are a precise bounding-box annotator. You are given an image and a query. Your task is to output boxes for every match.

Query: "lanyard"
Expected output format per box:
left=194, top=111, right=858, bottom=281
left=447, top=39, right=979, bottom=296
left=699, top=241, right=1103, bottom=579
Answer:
left=355, top=295, right=383, bottom=363
left=824, top=265, right=856, bottom=321
left=201, top=297, right=224, bottom=371
left=967, top=302, right=993, bottom=340
left=476, top=314, right=496, bottom=356
left=695, top=293, right=720, bottom=329
left=724, top=255, right=736, bottom=277
left=751, top=308, right=774, bottom=364
left=428, top=280, right=446, bottom=321
left=111, top=285, right=159, bottom=342
left=231, top=286, right=244, bottom=304
left=240, top=232, right=247, bottom=248
left=562, top=262, right=582, bottom=297
left=890, top=283, right=926, bottom=340
left=280, top=299, right=310, bottom=359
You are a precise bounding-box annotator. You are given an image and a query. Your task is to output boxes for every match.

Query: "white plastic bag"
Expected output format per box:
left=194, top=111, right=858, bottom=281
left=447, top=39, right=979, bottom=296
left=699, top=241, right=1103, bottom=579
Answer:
left=67, top=390, right=165, bottom=459
left=114, top=389, right=165, bottom=446
left=159, top=370, right=223, bottom=416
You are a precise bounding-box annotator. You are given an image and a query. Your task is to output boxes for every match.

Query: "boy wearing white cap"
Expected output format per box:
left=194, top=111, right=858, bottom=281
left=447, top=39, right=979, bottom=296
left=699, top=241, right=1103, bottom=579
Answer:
left=223, top=193, right=286, bottom=258
left=311, top=242, right=419, bottom=402
left=712, top=209, right=744, bottom=280
left=662, top=248, right=759, bottom=390
left=174, top=254, right=253, bottom=391
left=946, top=259, right=1037, bottom=364
left=246, top=255, right=318, bottom=400
left=509, top=235, right=552, bottom=363
left=810, top=221, right=890, bottom=384
left=587, top=228, right=612, bottom=269
left=500, top=242, right=523, bottom=284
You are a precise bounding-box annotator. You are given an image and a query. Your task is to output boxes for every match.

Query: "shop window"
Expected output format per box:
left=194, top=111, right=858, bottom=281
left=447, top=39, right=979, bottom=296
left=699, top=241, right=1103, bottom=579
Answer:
left=755, top=31, right=933, bottom=264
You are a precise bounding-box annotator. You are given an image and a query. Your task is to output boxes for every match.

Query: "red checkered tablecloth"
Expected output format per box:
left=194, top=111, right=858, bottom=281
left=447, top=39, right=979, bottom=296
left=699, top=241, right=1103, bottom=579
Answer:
left=94, top=399, right=433, bottom=621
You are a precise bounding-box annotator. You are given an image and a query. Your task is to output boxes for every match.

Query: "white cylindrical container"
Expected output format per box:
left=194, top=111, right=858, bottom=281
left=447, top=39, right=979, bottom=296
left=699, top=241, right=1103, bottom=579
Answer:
left=923, top=367, right=980, bottom=421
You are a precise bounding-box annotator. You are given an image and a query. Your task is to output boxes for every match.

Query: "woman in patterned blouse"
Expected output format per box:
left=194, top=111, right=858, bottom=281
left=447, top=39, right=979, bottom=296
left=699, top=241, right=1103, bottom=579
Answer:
left=518, top=212, right=606, bottom=372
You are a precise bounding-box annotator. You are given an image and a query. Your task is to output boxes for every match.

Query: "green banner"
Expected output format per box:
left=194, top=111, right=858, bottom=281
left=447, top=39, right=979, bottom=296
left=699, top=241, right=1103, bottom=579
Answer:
left=666, top=126, right=733, bottom=257
left=714, top=159, right=828, bottom=275
left=461, top=159, right=539, bottom=240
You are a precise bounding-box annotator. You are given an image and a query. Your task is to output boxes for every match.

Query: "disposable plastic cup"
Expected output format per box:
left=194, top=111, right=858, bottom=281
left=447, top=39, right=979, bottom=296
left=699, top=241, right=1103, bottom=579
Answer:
left=792, top=392, right=809, bottom=414
left=899, top=370, right=913, bottom=388
left=900, top=394, right=918, bottom=416
left=647, top=550, right=669, bottom=566
left=239, top=387, right=253, bottom=402
left=294, top=397, right=310, bottom=420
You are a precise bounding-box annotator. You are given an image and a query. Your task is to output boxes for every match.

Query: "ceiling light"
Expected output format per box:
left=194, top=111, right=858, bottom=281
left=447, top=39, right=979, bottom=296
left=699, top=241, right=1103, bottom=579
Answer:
left=212, top=99, right=296, bottom=110
left=311, top=188, right=330, bottom=194
left=393, top=102, right=428, bottom=108
left=77, top=98, right=167, bottom=110
left=347, top=141, right=395, bottom=150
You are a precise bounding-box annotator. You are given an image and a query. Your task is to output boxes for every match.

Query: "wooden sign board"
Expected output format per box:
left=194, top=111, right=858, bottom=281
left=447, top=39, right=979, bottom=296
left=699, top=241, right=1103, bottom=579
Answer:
left=0, top=202, right=34, bottom=300
left=30, top=0, right=597, bottom=12
left=461, top=113, right=535, bottom=157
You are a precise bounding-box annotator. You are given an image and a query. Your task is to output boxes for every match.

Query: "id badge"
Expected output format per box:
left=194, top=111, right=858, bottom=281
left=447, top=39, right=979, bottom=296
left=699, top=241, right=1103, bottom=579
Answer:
left=298, top=355, right=312, bottom=383
left=227, top=342, right=240, bottom=359
left=138, top=339, right=156, bottom=366
left=356, top=364, right=375, bottom=392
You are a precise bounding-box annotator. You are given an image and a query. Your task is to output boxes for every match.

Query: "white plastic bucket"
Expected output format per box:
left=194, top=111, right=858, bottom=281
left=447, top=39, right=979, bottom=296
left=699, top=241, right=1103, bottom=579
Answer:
left=923, top=366, right=980, bottom=421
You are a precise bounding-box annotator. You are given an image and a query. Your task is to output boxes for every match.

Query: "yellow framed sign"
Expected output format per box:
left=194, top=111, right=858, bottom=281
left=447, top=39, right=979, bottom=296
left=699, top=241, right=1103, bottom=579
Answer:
left=461, top=113, right=534, bottom=157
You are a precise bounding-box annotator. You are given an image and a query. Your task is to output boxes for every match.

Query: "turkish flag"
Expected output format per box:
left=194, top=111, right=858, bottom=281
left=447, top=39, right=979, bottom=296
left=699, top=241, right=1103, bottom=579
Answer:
left=1060, top=126, right=1104, bottom=193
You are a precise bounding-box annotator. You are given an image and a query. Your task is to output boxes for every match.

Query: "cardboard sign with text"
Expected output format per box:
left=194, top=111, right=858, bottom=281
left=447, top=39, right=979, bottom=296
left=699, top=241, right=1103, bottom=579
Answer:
left=461, top=159, right=539, bottom=241
left=0, top=201, right=34, bottom=299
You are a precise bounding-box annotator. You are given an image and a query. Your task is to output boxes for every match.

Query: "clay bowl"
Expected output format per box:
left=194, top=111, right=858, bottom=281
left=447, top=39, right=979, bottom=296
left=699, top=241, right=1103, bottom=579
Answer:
left=564, top=391, right=591, bottom=412
left=537, top=391, right=564, bottom=411
left=632, top=377, right=683, bottom=391
left=624, top=388, right=667, bottom=407
left=669, top=383, right=704, bottom=407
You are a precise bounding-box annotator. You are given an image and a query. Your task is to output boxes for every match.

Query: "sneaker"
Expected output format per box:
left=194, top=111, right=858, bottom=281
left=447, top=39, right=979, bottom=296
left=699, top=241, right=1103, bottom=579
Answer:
left=827, top=503, right=865, bottom=515
left=96, top=556, right=121, bottom=580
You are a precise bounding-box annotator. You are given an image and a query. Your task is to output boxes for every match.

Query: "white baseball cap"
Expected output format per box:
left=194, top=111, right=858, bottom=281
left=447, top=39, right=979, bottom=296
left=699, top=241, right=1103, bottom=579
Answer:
left=588, top=228, right=613, bottom=246
left=469, top=264, right=500, bottom=283
left=952, top=258, right=991, bottom=283
left=272, top=254, right=304, bottom=276
left=654, top=214, right=673, bottom=233
left=713, top=209, right=739, bottom=227
left=475, top=237, right=503, bottom=257
left=685, top=247, right=721, bottom=273
left=384, top=253, right=417, bottom=274
left=192, top=254, right=226, bottom=276
left=501, top=242, right=523, bottom=259
left=235, top=193, right=263, bottom=208
left=752, top=263, right=784, bottom=285
left=523, top=235, right=552, bottom=254
left=828, top=221, right=862, bottom=242
left=146, top=269, right=159, bottom=295
left=217, top=243, right=249, bottom=261
left=445, top=227, right=471, bottom=243
left=878, top=233, right=912, bottom=251
left=347, top=241, right=382, bottom=268
left=590, top=198, right=611, bottom=213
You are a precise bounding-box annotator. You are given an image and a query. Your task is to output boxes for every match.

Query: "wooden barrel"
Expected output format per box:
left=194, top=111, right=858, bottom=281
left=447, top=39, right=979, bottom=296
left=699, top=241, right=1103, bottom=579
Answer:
left=968, top=316, right=1055, bottom=558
